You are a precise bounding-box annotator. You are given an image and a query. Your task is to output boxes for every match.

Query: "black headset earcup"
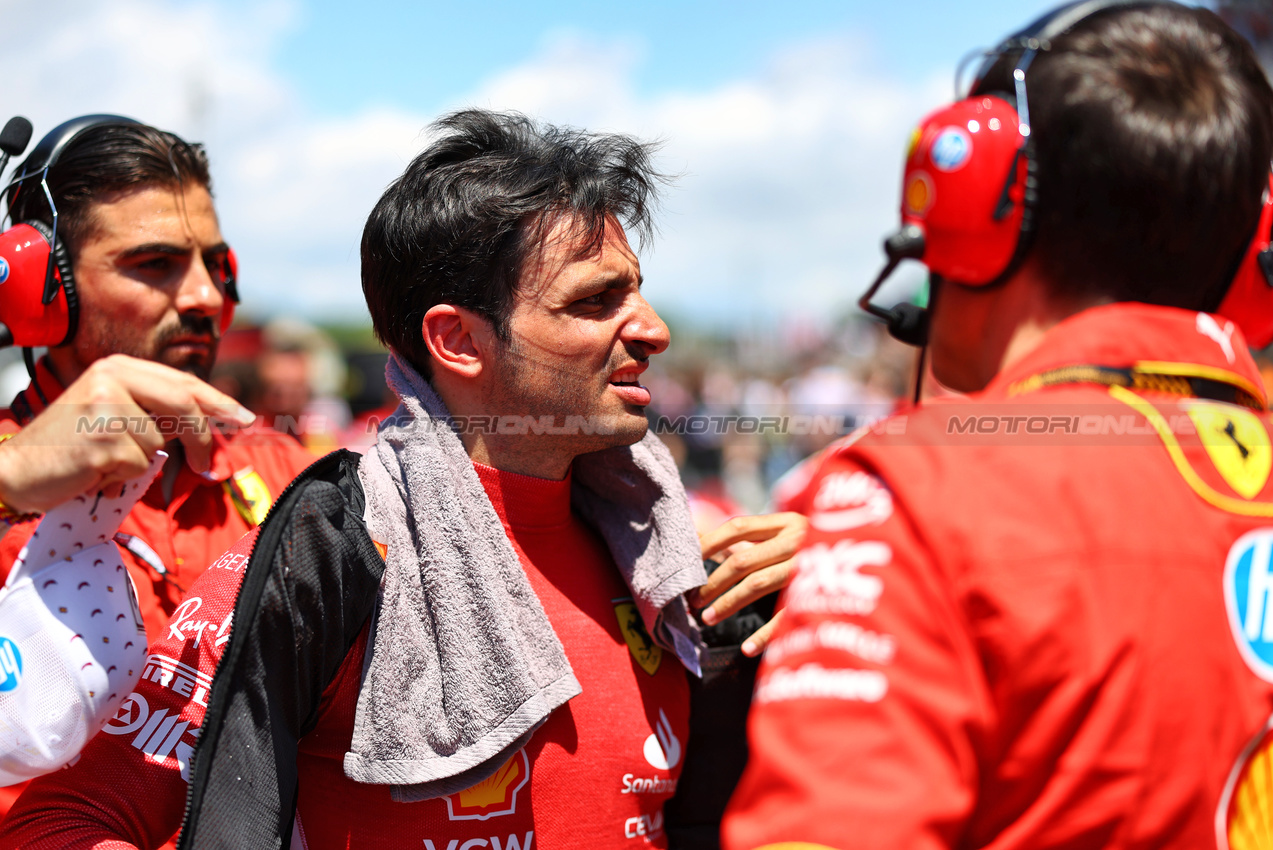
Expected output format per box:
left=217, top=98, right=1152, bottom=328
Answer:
left=25, top=219, right=78, bottom=346
left=1258, top=248, right=1273, bottom=287
left=888, top=303, right=930, bottom=347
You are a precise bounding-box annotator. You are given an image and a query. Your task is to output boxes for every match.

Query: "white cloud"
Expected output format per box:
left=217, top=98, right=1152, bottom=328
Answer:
left=1, top=0, right=294, bottom=137
left=0, top=0, right=946, bottom=329
left=464, top=31, right=947, bottom=328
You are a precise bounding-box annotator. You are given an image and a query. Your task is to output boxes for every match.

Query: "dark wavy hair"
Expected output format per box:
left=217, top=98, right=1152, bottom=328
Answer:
left=8, top=123, right=211, bottom=261
left=361, top=109, right=665, bottom=375
left=977, top=3, right=1273, bottom=310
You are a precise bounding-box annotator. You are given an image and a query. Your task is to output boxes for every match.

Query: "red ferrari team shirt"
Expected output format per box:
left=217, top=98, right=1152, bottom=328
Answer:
left=0, top=357, right=315, bottom=829
left=0, top=461, right=690, bottom=849
left=0, top=357, right=316, bottom=642
left=724, top=304, right=1273, bottom=850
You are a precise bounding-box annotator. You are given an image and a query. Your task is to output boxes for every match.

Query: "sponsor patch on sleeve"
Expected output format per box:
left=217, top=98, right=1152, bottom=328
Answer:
left=1224, top=529, right=1273, bottom=682
left=754, top=663, right=888, bottom=705
left=787, top=540, right=891, bottom=616
left=809, top=471, right=893, bottom=532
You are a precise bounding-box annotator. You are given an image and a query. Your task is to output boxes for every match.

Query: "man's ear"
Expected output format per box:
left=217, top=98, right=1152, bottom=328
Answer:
left=422, top=304, right=495, bottom=380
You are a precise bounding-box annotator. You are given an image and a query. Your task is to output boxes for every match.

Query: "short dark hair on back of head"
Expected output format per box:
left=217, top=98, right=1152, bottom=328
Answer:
left=361, top=109, right=665, bottom=376
left=982, top=3, right=1273, bottom=310
left=7, top=123, right=212, bottom=261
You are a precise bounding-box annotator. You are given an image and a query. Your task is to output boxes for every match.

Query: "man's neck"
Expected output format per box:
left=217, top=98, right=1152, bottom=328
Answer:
left=463, top=435, right=573, bottom=481
left=43, top=349, right=85, bottom=389
left=995, top=297, right=1113, bottom=380
left=429, top=371, right=576, bottom=481
left=997, top=316, right=1059, bottom=378
left=956, top=261, right=1112, bottom=390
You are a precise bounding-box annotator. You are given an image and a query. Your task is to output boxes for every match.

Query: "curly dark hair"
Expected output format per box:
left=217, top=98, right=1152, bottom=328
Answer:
left=361, top=109, right=666, bottom=375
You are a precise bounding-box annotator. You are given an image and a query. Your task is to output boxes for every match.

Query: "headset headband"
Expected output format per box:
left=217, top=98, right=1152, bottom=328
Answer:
left=6, top=115, right=141, bottom=212
left=967, top=0, right=1152, bottom=97
left=4, top=115, right=142, bottom=307
left=11, top=115, right=142, bottom=185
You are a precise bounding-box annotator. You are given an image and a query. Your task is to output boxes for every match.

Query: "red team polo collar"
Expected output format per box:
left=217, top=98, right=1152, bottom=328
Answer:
left=984, top=302, right=1268, bottom=407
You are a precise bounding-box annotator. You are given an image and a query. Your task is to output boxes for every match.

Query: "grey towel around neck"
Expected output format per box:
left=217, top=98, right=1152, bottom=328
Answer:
left=346, top=353, right=706, bottom=801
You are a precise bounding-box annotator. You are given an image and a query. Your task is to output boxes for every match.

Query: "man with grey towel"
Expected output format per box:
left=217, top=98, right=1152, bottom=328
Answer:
left=0, top=110, right=802, bottom=850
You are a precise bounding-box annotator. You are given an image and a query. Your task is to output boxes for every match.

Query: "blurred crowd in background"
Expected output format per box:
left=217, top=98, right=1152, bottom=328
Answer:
left=0, top=313, right=917, bottom=527
left=13, top=307, right=1273, bottom=532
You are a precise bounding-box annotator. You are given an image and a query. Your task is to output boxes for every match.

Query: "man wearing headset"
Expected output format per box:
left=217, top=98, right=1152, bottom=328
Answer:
left=0, top=119, right=316, bottom=631
left=0, top=111, right=805, bottom=850
left=724, top=3, right=1273, bottom=849
left=0, top=120, right=315, bottom=817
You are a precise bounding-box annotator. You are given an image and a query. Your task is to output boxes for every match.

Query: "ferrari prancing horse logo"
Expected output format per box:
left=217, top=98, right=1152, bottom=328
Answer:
left=614, top=600, right=662, bottom=676
left=224, top=467, right=273, bottom=527
left=1188, top=402, right=1272, bottom=499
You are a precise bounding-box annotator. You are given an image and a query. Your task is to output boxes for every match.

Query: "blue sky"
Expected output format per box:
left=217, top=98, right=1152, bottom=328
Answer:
left=3, top=0, right=1106, bottom=330
left=275, top=0, right=1057, bottom=118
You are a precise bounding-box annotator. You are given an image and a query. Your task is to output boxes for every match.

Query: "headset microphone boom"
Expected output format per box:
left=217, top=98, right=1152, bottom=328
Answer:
left=0, top=118, right=32, bottom=187
left=860, top=0, right=1273, bottom=356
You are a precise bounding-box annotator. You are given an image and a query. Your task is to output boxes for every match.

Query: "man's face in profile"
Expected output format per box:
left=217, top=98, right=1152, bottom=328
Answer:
left=485, top=214, right=671, bottom=457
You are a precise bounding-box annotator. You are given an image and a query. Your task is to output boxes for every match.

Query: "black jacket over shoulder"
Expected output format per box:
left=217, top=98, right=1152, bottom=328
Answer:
left=177, top=449, right=760, bottom=850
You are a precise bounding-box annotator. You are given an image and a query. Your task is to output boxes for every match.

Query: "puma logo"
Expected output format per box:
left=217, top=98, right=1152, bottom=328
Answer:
left=1197, top=313, right=1237, bottom=364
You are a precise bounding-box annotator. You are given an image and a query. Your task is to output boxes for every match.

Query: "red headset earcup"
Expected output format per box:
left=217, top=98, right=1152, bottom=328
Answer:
left=217, top=247, right=238, bottom=335
left=219, top=302, right=235, bottom=335
left=900, top=96, right=1028, bottom=286
left=0, top=223, right=70, bottom=348
left=1218, top=174, right=1273, bottom=349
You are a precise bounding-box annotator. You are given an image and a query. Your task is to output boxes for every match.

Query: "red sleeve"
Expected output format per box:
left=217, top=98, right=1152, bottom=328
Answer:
left=0, top=529, right=260, bottom=850
left=722, top=450, right=991, bottom=850
left=0, top=419, right=27, bottom=560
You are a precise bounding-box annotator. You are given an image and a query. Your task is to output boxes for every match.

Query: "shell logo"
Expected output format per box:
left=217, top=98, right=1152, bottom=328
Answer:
left=904, top=171, right=934, bottom=217
left=1221, top=720, right=1273, bottom=849
left=445, top=748, right=531, bottom=822
left=905, top=126, right=923, bottom=161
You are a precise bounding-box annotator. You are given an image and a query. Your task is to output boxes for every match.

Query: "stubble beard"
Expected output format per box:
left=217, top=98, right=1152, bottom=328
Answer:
left=78, top=314, right=220, bottom=382
left=488, top=336, right=650, bottom=457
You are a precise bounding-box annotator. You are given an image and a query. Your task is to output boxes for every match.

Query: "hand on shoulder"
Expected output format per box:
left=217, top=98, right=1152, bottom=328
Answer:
left=690, top=511, right=809, bottom=656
